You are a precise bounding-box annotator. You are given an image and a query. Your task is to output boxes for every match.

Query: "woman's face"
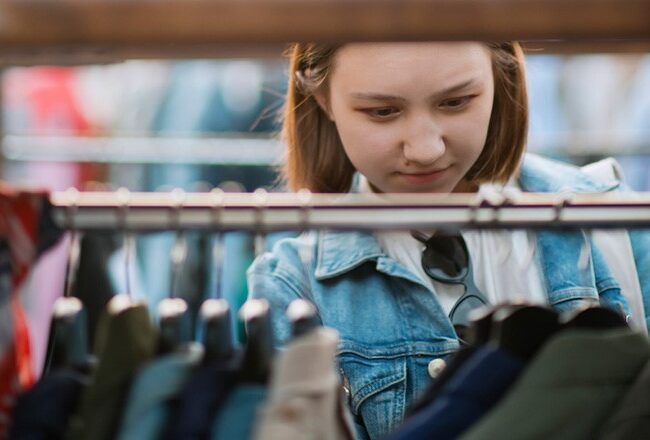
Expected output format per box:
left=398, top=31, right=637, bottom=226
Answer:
left=322, top=42, right=495, bottom=193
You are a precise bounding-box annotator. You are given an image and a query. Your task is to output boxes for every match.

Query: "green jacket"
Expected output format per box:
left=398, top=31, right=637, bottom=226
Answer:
left=461, top=328, right=650, bottom=440
left=66, top=304, right=159, bottom=440
left=599, top=358, right=650, bottom=440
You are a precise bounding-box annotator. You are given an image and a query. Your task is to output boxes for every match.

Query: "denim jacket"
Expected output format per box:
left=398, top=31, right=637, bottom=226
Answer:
left=247, top=153, right=648, bottom=440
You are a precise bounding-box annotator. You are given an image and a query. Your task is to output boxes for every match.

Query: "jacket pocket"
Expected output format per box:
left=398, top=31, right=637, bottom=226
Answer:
left=338, top=351, right=407, bottom=440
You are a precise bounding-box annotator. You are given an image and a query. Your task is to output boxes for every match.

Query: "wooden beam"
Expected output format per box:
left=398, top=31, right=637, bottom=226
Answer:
left=0, top=0, right=648, bottom=64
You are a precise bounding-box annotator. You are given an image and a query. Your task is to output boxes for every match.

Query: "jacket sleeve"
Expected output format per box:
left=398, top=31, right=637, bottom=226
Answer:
left=628, top=230, right=650, bottom=332
left=617, top=181, right=650, bottom=333
left=590, top=238, right=631, bottom=318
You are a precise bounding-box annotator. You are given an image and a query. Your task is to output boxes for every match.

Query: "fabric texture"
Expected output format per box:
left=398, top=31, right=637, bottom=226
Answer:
left=254, top=327, right=356, bottom=440
left=598, top=359, right=650, bottom=440
left=9, top=368, right=88, bottom=440
left=389, top=345, right=524, bottom=440
left=166, top=350, right=242, bottom=440
left=461, top=328, right=650, bottom=440
left=117, top=342, right=203, bottom=440
left=65, top=304, right=158, bottom=440
left=0, top=186, right=62, bottom=436
left=210, top=384, right=267, bottom=440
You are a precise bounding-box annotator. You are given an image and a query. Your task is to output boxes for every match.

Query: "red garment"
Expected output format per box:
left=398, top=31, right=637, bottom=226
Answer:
left=0, top=184, right=61, bottom=436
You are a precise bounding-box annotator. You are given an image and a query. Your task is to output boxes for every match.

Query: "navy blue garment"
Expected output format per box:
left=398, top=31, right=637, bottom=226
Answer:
left=9, top=369, right=88, bottom=440
left=166, top=351, right=242, bottom=440
left=388, top=345, right=524, bottom=440
left=405, top=346, right=477, bottom=418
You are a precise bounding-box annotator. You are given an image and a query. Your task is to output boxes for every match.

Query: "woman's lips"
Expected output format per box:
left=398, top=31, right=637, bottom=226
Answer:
left=398, top=167, right=450, bottom=184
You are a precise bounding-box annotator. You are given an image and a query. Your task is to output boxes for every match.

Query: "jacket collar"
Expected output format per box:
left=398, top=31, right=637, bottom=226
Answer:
left=315, top=230, right=384, bottom=280
left=518, top=153, right=620, bottom=193
left=315, top=153, right=620, bottom=280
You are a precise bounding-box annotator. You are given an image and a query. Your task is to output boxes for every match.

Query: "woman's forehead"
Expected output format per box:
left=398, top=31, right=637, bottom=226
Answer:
left=330, top=42, right=492, bottom=93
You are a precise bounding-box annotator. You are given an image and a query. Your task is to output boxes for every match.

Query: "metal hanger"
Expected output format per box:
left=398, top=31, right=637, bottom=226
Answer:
left=158, top=189, right=192, bottom=354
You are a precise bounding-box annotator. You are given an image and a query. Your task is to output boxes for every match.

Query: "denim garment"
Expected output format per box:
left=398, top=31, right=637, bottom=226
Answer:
left=247, top=153, right=644, bottom=440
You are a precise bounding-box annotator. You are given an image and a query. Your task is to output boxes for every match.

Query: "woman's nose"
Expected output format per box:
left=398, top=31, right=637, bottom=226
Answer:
left=402, top=117, right=446, bottom=166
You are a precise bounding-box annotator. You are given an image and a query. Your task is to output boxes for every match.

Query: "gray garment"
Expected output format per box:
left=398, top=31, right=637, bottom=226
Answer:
left=599, top=359, right=650, bottom=440
left=254, top=327, right=356, bottom=440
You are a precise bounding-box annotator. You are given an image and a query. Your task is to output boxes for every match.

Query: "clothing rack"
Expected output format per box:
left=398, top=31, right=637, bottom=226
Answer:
left=49, top=190, right=650, bottom=232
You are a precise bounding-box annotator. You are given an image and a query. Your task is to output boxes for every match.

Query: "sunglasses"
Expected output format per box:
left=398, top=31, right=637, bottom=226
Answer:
left=412, top=231, right=490, bottom=335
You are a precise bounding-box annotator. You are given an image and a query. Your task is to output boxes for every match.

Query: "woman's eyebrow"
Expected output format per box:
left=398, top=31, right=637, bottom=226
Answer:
left=349, top=78, right=480, bottom=102
left=436, top=78, right=480, bottom=97
left=349, top=92, right=405, bottom=102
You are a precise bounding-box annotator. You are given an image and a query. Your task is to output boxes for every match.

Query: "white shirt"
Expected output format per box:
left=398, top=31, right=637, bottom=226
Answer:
left=360, top=176, right=548, bottom=315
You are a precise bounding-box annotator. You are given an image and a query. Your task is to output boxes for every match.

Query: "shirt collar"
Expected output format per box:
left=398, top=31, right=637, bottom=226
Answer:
left=518, top=153, right=620, bottom=193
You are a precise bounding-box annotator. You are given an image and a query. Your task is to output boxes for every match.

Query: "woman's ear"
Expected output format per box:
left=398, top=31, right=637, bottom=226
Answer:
left=313, top=91, right=335, bottom=122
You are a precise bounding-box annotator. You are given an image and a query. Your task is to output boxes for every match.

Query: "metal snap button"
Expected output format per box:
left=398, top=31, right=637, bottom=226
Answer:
left=428, top=358, right=447, bottom=379
left=339, top=368, right=352, bottom=406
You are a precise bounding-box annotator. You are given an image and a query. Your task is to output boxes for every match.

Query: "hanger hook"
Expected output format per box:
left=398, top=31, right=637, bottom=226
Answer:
left=117, top=187, right=133, bottom=298
left=211, top=187, right=225, bottom=300
left=169, top=188, right=187, bottom=299
left=578, top=231, right=592, bottom=272
left=253, top=188, right=268, bottom=258
left=297, top=188, right=312, bottom=233
left=64, top=188, right=81, bottom=298
left=519, top=229, right=538, bottom=273
left=296, top=189, right=315, bottom=286
left=496, top=186, right=514, bottom=264
left=554, top=190, right=574, bottom=223
left=469, top=192, right=486, bottom=226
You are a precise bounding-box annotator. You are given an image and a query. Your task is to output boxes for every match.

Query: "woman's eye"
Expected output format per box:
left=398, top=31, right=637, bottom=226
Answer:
left=364, top=107, right=400, bottom=119
left=440, top=96, right=473, bottom=110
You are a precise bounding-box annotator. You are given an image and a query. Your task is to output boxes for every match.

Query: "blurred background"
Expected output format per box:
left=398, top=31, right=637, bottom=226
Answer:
left=3, top=54, right=650, bottom=192
left=2, top=53, right=649, bottom=373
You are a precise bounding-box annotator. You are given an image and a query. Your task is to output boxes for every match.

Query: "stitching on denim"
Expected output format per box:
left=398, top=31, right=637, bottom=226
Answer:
left=548, top=287, right=598, bottom=305
left=351, top=371, right=406, bottom=413
left=337, top=341, right=459, bottom=359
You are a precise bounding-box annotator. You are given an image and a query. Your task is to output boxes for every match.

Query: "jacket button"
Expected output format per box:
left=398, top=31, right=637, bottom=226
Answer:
left=428, top=358, right=447, bottom=379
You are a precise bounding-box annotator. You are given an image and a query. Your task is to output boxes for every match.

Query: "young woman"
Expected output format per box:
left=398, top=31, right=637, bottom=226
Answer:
left=247, top=42, right=650, bottom=439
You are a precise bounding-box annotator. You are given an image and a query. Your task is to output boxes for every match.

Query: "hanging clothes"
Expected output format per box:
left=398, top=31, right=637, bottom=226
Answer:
left=253, top=327, right=356, bottom=440
left=210, top=384, right=267, bottom=440
left=166, top=349, right=243, bottom=440
left=598, top=359, right=650, bottom=439
left=388, top=345, right=524, bottom=440
left=461, top=328, right=650, bottom=440
left=9, top=368, right=89, bottom=440
left=116, top=342, right=203, bottom=440
left=0, top=185, right=62, bottom=436
left=65, top=303, right=158, bottom=440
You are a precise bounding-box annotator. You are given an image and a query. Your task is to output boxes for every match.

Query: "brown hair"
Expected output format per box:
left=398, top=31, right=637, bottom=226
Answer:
left=281, top=42, right=528, bottom=192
